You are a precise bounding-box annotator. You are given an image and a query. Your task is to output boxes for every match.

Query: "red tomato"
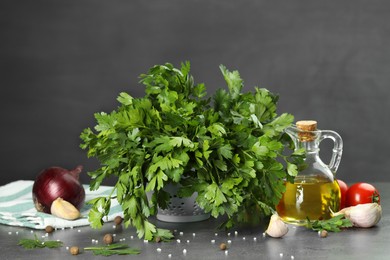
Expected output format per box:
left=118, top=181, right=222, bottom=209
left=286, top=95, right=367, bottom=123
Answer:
left=345, top=182, right=380, bottom=207
left=336, top=179, right=348, bottom=209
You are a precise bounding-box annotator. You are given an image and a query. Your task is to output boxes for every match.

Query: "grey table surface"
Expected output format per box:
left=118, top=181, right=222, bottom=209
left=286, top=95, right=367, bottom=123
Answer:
left=1, top=182, right=389, bottom=260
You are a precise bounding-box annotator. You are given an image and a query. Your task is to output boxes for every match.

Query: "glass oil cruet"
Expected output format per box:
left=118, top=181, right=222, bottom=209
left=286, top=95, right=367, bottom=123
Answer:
left=276, top=120, right=343, bottom=224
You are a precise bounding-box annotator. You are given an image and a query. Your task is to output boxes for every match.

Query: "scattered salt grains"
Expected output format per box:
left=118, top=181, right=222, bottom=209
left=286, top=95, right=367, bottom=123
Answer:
left=113, top=234, right=116, bottom=237
left=15, top=231, right=19, bottom=235
left=4, top=223, right=297, bottom=258
left=112, top=225, right=116, bottom=229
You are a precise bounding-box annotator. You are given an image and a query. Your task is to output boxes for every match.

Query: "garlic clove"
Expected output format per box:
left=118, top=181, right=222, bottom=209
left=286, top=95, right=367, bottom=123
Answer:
left=265, top=214, right=289, bottom=238
left=348, top=203, right=382, bottom=228
left=50, top=197, right=81, bottom=220
left=333, top=203, right=382, bottom=228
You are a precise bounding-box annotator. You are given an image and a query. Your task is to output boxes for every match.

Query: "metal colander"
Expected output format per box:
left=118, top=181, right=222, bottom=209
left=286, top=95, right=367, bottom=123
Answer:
left=156, top=183, right=210, bottom=223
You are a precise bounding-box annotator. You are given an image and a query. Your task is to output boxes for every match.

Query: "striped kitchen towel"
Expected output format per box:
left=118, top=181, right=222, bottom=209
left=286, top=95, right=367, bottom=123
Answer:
left=0, top=180, right=123, bottom=229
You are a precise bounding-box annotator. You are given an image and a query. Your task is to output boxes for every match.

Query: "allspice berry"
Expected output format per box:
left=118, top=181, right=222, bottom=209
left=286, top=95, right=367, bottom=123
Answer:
left=219, top=242, right=227, bottom=250
left=319, top=230, right=328, bottom=238
left=69, top=246, right=80, bottom=255
left=45, top=225, right=54, bottom=233
left=103, top=233, right=114, bottom=245
left=114, top=216, right=123, bottom=225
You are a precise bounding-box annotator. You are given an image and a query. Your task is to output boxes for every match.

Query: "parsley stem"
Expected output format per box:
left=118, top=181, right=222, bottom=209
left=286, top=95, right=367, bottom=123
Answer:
left=84, top=243, right=128, bottom=251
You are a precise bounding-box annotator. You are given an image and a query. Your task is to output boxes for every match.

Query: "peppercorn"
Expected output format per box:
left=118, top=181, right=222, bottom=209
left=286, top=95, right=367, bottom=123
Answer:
left=69, top=246, right=79, bottom=255
left=103, top=233, right=114, bottom=245
left=114, top=216, right=123, bottom=225
left=319, top=230, right=328, bottom=238
left=45, top=225, right=54, bottom=233
left=219, top=242, right=227, bottom=250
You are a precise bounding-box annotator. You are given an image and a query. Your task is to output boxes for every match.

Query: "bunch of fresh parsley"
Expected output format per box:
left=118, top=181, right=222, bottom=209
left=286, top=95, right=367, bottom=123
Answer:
left=80, top=62, right=304, bottom=240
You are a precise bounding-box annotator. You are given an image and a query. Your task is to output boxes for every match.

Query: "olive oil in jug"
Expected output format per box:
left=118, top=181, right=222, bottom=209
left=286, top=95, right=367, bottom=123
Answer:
left=276, top=121, right=343, bottom=224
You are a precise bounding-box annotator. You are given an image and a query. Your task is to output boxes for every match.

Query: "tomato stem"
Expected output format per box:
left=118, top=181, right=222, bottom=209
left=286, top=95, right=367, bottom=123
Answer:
left=371, top=191, right=380, bottom=204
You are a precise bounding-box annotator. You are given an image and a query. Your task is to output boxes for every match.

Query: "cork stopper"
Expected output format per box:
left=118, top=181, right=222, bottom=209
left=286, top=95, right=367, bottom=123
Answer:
left=296, top=120, right=317, bottom=141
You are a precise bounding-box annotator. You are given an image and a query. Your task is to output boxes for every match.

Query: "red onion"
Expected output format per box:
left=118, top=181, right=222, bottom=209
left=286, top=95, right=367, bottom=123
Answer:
left=32, top=165, right=85, bottom=214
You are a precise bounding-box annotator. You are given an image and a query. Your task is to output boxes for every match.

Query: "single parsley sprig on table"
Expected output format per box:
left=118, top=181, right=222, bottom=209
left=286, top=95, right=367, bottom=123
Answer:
left=307, top=214, right=353, bottom=232
left=84, top=243, right=141, bottom=256
left=18, top=234, right=63, bottom=249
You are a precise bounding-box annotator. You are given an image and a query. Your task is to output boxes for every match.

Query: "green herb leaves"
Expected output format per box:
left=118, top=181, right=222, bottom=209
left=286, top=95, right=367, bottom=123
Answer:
left=18, top=235, right=63, bottom=249
left=84, top=243, right=140, bottom=256
left=18, top=235, right=141, bottom=256
left=307, top=214, right=353, bottom=232
left=80, top=62, right=302, bottom=239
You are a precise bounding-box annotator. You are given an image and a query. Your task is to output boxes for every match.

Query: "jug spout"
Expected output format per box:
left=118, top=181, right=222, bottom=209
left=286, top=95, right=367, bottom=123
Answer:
left=284, top=125, right=297, bottom=137
left=284, top=125, right=300, bottom=148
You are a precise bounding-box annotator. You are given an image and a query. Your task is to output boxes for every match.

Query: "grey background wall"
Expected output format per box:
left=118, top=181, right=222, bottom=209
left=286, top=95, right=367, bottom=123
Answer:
left=1, top=0, right=389, bottom=186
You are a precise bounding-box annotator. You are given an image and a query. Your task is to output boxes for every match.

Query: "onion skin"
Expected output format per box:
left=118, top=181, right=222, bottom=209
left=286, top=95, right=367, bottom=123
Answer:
left=32, top=165, right=85, bottom=214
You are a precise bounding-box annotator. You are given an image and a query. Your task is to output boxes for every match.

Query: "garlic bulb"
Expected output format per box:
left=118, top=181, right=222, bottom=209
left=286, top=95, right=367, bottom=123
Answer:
left=266, top=214, right=289, bottom=238
left=333, top=203, right=382, bottom=228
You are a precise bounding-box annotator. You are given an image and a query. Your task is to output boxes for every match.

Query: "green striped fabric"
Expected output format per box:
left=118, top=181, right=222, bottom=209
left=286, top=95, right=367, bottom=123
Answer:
left=0, top=180, right=122, bottom=229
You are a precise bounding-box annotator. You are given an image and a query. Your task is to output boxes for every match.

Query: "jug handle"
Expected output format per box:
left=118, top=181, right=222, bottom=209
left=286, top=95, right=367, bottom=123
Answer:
left=319, top=130, right=343, bottom=173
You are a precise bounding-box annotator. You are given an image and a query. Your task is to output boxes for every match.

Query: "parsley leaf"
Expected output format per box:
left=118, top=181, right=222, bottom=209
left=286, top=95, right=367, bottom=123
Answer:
left=307, top=214, right=353, bottom=232
left=18, top=235, right=63, bottom=249
left=84, top=243, right=140, bottom=256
